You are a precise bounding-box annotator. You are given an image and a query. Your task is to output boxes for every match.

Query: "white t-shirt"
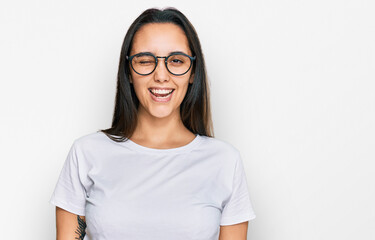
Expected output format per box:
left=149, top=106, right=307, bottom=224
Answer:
left=49, top=131, right=256, bottom=240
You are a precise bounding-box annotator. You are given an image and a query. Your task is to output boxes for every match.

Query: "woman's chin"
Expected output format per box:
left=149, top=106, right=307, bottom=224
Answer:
left=148, top=107, right=175, bottom=119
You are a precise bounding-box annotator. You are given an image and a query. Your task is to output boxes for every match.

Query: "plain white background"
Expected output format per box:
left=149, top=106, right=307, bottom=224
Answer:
left=0, top=0, right=374, bottom=239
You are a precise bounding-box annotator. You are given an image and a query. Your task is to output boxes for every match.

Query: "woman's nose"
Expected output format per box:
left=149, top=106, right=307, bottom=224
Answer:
left=153, top=58, right=170, bottom=82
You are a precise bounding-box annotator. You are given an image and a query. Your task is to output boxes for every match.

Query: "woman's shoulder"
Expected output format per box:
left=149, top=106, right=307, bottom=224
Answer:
left=70, top=132, right=242, bottom=157
left=198, top=135, right=241, bottom=156
left=71, top=130, right=110, bottom=150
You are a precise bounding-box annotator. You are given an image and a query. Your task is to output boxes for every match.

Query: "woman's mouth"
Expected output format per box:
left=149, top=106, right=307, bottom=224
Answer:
left=148, top=88, right=175, bottom=102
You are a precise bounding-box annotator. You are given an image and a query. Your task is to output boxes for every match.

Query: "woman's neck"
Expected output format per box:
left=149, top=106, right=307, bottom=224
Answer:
left=129, top=107, right=195, bottom=149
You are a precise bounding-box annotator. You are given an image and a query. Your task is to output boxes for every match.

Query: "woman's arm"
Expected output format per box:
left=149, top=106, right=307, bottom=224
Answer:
left=55, top=207, right=87, bottom=240
left=219, top=221, right=249, bottom=240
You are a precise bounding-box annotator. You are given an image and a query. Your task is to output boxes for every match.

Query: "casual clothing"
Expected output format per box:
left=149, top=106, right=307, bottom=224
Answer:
left=49, top=131, right=256, bottom=240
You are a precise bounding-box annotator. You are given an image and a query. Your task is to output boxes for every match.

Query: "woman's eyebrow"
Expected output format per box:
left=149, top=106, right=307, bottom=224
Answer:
left=133, top=51, right=190, bottom=56
left=167, top=51, right=189, bottom=55
left=134, top=51, right=153, bottom=55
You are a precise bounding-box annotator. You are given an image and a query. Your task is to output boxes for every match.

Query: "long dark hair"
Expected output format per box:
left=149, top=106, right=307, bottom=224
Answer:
left=99, top=7, right=214, bottom=142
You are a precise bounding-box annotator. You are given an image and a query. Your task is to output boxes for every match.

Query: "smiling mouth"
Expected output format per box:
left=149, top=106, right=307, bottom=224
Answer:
left=148, top=88, right=175, bottom=98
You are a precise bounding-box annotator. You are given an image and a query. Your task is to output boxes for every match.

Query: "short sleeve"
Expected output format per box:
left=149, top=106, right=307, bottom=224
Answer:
left=49, top=141, right=87, bottom=216
left=220, top=151, right=256, bottom=225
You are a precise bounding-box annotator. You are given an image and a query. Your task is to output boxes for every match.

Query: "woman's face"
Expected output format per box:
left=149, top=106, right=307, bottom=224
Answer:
left=129, top=23, right=194, bottom=119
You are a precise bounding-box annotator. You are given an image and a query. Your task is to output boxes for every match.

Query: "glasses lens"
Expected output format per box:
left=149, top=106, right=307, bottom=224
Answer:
left=167, top=54, right=192, bottom=75
left=131, top=54, right=156, bottom=75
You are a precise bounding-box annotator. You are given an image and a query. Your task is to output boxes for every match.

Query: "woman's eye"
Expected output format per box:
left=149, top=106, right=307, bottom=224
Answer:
left=171, top=59, right=183, bottom=64
left=140, top=61, right=154, bottom=64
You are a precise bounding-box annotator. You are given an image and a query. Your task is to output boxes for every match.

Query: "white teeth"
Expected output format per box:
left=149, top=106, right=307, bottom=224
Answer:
left=155, top=93, right=171, bottom=98
left=150, top=89, right=173, bottom=94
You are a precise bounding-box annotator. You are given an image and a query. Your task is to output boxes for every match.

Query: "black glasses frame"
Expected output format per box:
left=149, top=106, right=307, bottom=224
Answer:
left=126, top=52, right=196, bottom=76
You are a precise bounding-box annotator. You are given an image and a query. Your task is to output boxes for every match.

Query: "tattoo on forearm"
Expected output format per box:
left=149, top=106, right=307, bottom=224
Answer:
left=74, top=215, right=87, bottom=240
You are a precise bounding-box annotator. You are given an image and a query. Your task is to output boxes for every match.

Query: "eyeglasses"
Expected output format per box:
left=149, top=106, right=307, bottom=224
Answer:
left=126, top=52, right=196, bottom=76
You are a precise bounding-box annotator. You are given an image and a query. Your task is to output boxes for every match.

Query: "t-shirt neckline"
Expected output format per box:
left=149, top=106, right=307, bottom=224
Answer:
left=123, top=134, right=202, bottom=154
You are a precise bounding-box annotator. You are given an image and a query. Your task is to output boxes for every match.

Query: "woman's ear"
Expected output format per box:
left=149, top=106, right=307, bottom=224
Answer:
left=189, top=73, right=194, bottom=84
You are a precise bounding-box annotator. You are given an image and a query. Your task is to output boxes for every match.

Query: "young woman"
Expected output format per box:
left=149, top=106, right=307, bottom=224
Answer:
left=50, top=7, right=256, bottom=240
